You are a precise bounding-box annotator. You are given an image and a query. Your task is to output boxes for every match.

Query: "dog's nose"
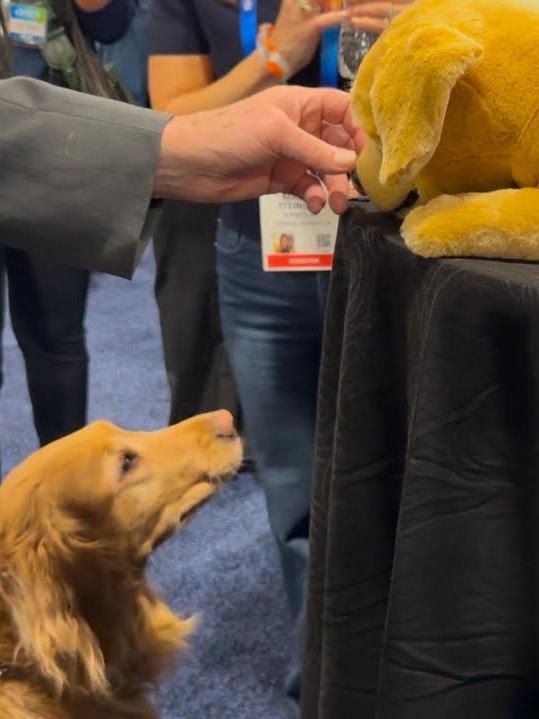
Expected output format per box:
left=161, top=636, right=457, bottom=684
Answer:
left=212, top=410, right=236, bottom=438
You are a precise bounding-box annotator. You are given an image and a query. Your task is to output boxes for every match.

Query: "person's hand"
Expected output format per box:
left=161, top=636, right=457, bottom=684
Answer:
left=154, top=85, right=366, bottom=215
left=271, top=0, right=349, bottom=77
left=348, top=0, right=413, bottom=33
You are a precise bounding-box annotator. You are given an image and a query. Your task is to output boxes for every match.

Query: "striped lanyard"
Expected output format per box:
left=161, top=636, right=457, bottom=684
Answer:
left=239, top=0, right=339, bottom=87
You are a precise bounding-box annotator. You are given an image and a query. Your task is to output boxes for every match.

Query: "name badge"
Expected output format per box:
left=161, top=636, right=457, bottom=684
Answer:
left=9, top=2, right=48, bottom=48
left=259, top=194, right=339, bottom=272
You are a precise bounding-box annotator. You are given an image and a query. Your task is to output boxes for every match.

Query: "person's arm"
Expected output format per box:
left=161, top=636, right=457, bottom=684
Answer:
left=0, top=77, right=362, bottom=277
left=0, top=77, right=167, bottom=278
left=148, top=0, right=347, bottom=115
left=149, top=54, right=281, bottom=116
left=153, top=84, right=364, bottom=214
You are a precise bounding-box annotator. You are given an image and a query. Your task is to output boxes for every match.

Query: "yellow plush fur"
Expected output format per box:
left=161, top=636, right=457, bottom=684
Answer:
left=351, top=0, right=539, bottom=259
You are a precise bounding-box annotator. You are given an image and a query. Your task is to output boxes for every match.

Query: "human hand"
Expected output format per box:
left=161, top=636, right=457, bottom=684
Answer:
left=348, top=0, right=413, bottom=33
left=154, top=85, right=366, bottom=215
left=272, top=0, right=348, bottom=77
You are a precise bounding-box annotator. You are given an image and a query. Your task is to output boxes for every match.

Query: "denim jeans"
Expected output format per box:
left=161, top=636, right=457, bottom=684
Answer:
left=0, top=247, right=89, bottom=448
left=153, top=201, right=241, bottom=427
left=216, top=222, right=329, bottom=717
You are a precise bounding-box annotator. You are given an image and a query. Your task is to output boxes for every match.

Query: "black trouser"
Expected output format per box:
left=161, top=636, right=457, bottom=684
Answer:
left=0, top=247, right=89, bottom=446
left=153, top=200, right=241, bottom=426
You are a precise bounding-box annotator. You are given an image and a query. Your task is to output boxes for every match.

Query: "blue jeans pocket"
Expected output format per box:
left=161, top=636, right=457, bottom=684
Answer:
left=216, top=221, right=246, bottom=256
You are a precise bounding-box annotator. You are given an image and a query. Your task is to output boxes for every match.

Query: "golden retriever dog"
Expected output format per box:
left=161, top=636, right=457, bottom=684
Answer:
left=0, top=410, right=242, bottom=719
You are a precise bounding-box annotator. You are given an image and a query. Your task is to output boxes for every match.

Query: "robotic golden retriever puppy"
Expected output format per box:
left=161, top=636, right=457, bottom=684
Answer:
left=352, top=0, right=539, bottom=260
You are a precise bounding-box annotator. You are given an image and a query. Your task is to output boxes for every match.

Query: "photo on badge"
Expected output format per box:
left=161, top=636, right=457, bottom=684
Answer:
left=273, top=233, right=295, bottom=254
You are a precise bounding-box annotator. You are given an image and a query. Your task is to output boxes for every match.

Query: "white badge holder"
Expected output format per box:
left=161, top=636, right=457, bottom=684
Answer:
left=6, top=0, right=48, bottom=48
left=259, top=192, right=339, bottom=272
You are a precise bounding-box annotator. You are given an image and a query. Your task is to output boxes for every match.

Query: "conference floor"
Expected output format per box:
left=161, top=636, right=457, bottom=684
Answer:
left=0, top=248, right=293, bottom=719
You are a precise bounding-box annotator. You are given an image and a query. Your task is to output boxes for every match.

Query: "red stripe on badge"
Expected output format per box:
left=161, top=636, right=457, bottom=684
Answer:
left=267, top=254, right=334, bottom=269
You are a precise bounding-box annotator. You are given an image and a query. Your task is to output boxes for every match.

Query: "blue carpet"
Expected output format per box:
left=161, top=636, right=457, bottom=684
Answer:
left=0, top=249, right=292, bottom=718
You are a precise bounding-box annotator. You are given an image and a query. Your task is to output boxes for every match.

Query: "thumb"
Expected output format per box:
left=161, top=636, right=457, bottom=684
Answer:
left=276, top=119, right=357, bottom=175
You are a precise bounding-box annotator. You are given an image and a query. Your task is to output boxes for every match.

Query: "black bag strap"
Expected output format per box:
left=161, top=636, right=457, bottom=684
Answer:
left=46, top=0, right=126, bottom=100
left=0, top=7, right=13, bottom=79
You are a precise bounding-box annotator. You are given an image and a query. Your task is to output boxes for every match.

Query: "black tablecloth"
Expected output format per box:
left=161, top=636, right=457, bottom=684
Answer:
left=302, top=202, right=539, bottom=719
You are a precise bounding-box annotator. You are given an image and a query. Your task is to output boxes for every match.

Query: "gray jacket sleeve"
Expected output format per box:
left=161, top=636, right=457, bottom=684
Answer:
left=0, top=77, right=171, bottom=278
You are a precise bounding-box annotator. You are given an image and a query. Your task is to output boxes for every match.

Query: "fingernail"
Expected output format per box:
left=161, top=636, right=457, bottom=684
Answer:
left=329, top=192, right=348, bottom=215
left=333, top=148, right=357, bottom=171
left=308, top=197, right=325, bottom=214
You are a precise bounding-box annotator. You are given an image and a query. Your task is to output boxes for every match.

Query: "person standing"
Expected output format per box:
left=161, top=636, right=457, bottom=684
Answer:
left=0, top=0, right=135, bottom=448
left=152, top=199, right=243, bottom=429
left=147, top=2, right=350, bottom=716
left=148, top=1, right=412, bottom=715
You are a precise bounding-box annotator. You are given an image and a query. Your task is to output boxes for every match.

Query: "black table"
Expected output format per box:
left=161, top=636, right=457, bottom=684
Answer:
left=302, top=202, right=539, bottom=719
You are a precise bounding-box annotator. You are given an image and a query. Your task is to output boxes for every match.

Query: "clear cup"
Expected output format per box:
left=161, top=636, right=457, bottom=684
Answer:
left=338, top=0, right=378, bottom=82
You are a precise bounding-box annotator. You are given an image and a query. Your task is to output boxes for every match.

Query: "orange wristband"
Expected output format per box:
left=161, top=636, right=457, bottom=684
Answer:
left=256, top=24, right=290, bottom=83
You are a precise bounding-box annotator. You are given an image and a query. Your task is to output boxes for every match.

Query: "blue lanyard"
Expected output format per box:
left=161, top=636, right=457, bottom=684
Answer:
left=239, top=0, right=258, bottom=56
left=320, top=26, right=339, bottom=88
left=239, top=0, right=339, bottom=87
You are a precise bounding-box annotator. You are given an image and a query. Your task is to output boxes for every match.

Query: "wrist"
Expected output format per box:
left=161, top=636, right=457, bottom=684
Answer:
left=256, top=24, right=292, bottom=83
left=154, top=116, right=189, bottom=200
left=250, top=49, right=284, bottom=89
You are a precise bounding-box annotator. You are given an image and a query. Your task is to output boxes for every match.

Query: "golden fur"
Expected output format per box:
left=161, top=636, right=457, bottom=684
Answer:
left=351, top=0, right=539, bottom=259
left=0, top=411, right=243, bottom=719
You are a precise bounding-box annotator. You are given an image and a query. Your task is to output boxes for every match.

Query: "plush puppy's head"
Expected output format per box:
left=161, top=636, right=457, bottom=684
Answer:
left=351, top=1, right=483, bottom=209
left=0, top=411, right=242, bottom=698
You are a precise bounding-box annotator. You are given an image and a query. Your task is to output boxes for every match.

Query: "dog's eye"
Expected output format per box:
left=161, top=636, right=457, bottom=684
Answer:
left=120, top=451, right=139, bottom=474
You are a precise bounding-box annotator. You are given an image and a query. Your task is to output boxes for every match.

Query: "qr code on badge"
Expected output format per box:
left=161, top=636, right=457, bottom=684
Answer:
left=316, top=233, right=332, bottom=249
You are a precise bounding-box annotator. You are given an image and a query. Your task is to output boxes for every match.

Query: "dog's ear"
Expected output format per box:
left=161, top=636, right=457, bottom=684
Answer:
left=366, top=24, right=483, bottom=186
left=0, top=535, right=109, bottom=698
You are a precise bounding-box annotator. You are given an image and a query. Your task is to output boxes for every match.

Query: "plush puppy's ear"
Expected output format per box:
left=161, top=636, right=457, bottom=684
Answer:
left=0, top=538, right=108, bottom=698
left=368, top=24, right=483, bottom=186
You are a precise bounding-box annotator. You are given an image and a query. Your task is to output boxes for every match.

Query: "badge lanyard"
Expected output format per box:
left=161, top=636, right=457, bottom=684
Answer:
left=239, top=0, right=258, bottom=56
left=319, top=25, right=339, bottom=87
left=239, top=0, right=339, bottom=87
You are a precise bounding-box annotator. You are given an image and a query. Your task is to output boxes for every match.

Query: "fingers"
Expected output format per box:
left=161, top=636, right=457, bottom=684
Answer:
left=348, top=1, right=408, bottom=31
left=324, top=174, right=350, bottom=214
left=303, top=88, right=366, bottom=150
left=311, top=9, right=350, bottom=29
left=322, top=122, right=359, bottom=151
left=292, top=173, right=328, bottom=213
left=261, top=87, right=367, bottom=213
left=282, top=86, right=365, bottom=152
left=290, top=172, right=350, bottom=215
left=348, top=1, right=402, bottom=17
left=276, top=119, right=357, bottom=176
left=300, top=87, right=352, bottom=126
left=350, top=16, right=386, bottom=32
left=319, top=106, right=368, bottom=157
